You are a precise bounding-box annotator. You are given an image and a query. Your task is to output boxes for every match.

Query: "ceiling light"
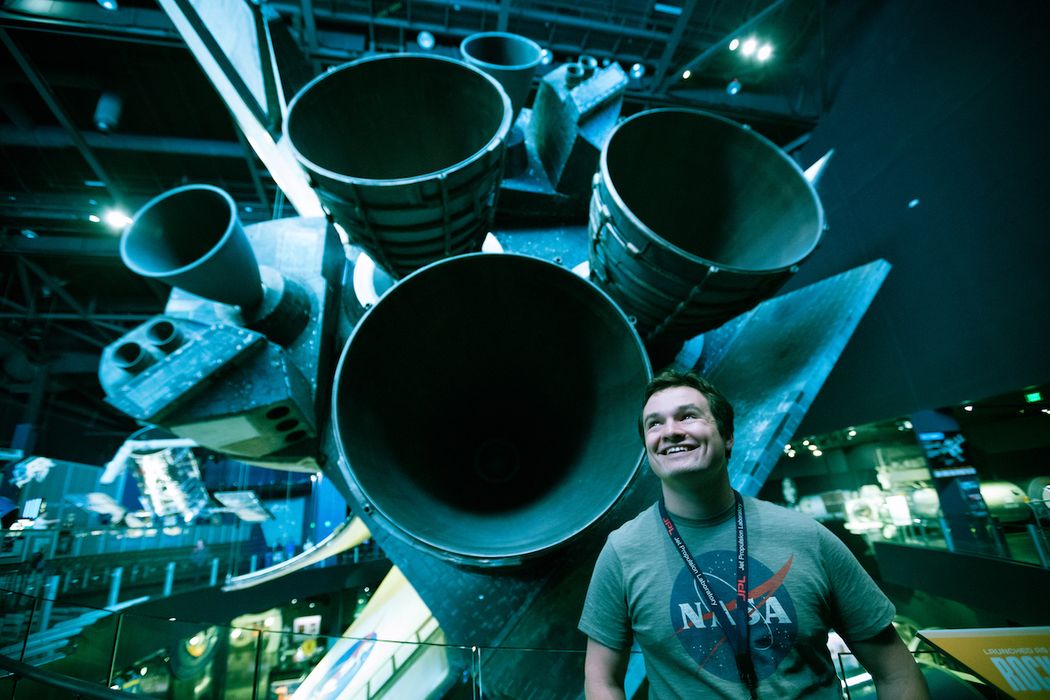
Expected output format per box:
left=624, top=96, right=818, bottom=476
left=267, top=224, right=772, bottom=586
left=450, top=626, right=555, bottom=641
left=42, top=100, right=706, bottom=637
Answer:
left=629, top=63, right=646, bottom=79
left=1024, top=390, right=1043, bottom=403
left=726, top=78, right=741, bottom=95
left=847, top=429, right=857, bottom=437
left=729, top=38, right=740, bottom=51
left=97, top=0, right=118, bottom=9
left=908, top=198, right=921, bottom=208
left=812, top=450, right=823, bottom=457
left=540, top=49, right=553, bottom=65
left=682, top=69, right=691, bottom=79
left=94, top=92, right=122, bottom=132
left=653, top=3, right=682, bottom=15
left=416, top=30, right=435, bottom=50
left=103, top=208, right=132, bottom=229
left=88, top=214, right=101, bottom=223
left=964, top=405, right=974, bottom=412
left=902, top=420, right=913, bottom=430
left=757, top=43, right=773, bottom=61
left=741, top=37, right=758, bottom=57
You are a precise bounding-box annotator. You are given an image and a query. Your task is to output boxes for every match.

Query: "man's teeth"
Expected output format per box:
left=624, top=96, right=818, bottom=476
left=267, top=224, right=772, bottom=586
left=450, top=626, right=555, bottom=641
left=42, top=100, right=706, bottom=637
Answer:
left=665, top=446, right=692, bottom=454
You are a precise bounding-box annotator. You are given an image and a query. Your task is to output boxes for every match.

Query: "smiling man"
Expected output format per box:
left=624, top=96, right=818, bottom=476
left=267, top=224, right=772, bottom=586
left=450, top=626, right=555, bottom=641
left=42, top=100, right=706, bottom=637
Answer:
left=579, top=369, right=929, bottom=699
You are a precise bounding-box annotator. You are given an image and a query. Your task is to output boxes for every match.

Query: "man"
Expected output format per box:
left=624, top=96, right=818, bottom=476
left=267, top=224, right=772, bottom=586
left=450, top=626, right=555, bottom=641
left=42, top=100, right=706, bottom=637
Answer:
left=579, top=370, right=928, bottom=699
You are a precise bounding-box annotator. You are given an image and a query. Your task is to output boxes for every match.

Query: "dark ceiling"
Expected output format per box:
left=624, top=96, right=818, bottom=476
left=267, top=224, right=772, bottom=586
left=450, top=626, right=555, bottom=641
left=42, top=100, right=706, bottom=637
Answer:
left=0, top=0, right=1047, bottom=463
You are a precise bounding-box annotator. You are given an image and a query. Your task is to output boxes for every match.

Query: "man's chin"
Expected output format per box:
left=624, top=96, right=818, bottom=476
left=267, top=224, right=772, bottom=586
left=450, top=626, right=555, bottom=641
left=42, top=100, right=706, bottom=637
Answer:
left=655, top=461, right=727, bottom=485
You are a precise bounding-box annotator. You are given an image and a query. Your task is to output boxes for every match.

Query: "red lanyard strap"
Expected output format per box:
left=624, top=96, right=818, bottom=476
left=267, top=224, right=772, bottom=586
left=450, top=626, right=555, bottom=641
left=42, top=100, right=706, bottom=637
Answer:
left=659, top=491, right=758, bottom=698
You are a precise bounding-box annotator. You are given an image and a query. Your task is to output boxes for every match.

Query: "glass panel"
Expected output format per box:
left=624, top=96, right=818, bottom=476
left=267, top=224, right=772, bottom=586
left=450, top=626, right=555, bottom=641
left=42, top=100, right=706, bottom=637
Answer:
left=0, top=588, right=37, bottom=657
left=0, top=585, right=121, bottom=695
left=837, top=650, right=1009, bottom=700
left=109, top=612, right=224, bottom=697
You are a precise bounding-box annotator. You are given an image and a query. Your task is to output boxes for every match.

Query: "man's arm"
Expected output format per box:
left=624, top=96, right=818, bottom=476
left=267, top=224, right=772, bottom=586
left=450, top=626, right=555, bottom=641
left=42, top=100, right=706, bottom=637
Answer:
left=848, top=624, right=930, bottom=700
left=584, top=637, right=629, bottom=700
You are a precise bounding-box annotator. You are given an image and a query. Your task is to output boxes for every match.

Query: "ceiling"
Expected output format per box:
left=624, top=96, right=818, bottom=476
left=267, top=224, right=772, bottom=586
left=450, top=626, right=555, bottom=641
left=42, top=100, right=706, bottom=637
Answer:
left=0, top=0, right=1047, bottom=462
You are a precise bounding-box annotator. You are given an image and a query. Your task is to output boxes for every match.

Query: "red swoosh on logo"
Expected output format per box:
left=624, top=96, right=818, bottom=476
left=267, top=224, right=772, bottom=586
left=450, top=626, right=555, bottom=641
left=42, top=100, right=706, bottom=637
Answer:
left=672, top=555, right=794, bottom=635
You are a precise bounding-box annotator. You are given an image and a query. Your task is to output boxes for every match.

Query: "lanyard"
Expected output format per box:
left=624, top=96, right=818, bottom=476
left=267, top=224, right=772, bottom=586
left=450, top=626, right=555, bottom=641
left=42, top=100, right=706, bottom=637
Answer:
left=659, top=491, right=758, bottom=699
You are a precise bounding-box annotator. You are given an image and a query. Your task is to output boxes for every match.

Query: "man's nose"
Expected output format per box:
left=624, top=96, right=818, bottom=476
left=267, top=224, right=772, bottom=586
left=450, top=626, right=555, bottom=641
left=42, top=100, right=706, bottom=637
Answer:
left=661, top=419, right=685, bottom=438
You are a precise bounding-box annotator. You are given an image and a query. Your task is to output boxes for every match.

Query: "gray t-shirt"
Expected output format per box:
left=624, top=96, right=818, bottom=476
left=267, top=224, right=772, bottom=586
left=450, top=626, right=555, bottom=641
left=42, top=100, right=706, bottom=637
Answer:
left=579, top=498, right=895, bottom=699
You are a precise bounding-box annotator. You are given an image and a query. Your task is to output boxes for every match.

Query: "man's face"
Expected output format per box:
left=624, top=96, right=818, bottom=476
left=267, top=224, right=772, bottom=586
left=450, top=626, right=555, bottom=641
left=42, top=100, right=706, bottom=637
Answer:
left=641, top=386, right=733, bottom=486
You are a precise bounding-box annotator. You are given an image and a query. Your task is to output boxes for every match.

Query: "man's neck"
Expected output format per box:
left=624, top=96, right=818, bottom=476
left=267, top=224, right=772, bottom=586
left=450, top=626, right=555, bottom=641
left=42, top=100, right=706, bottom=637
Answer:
left=661, top=478, right=735, bottom=520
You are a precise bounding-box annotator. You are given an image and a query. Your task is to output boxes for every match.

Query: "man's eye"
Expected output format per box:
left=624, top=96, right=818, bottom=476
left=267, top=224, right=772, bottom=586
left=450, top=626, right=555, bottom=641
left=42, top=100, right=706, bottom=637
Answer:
left=646, top=421, right=662, bottom=431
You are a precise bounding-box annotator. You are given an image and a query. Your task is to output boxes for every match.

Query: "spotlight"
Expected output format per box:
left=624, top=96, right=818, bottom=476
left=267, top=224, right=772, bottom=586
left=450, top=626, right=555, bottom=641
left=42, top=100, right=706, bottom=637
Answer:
left=729, top=38, right=740, bottom=51
left=97, top=0, right=118, bottom=9
left=682, top=69, right=691, bottom=79
left=741, top=37, right=758, bottom=56
left=726, top=77, right=741, bottom=95
left=416, top=30, right=435, bottom=50
left=757, top=43, right=773, bottom=61
left=629, top=63, right=646, bottom=80
left=540, top=48, right=553, bottom=65
left=94, top=92, right=123, bottom=132
left=89, top=214, right=101, bottom=223
left=103, top=208, right=133, bottom=230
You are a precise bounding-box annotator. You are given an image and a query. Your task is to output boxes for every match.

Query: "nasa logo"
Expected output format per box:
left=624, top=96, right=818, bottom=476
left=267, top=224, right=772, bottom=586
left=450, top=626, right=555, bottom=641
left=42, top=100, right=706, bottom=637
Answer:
left=668, top=551, right=797, bottom=681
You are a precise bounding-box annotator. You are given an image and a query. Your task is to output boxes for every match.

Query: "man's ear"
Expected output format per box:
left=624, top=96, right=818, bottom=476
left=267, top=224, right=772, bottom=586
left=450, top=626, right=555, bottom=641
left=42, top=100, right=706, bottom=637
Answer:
left=726, top=435, right=734, bottom=456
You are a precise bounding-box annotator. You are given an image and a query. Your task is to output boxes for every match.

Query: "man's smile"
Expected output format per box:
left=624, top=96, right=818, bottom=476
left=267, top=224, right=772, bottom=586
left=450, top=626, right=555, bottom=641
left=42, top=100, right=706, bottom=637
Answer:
left=661, top=445, right=697, bottom=455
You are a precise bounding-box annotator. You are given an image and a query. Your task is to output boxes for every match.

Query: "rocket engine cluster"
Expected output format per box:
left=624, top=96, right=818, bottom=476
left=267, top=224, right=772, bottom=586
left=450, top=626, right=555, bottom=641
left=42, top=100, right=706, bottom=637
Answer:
left=98, top=33, right=824, bottom=698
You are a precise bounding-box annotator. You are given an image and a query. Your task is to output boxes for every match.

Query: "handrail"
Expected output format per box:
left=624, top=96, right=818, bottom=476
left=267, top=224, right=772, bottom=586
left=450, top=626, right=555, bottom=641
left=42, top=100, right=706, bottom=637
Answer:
left=0, top=651, right=139, bottom=698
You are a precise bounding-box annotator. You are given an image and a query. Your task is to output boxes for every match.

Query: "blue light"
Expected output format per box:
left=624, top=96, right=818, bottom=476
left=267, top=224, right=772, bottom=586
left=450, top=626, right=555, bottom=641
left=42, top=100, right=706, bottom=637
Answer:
left=416, top=31, right=435, bottom=50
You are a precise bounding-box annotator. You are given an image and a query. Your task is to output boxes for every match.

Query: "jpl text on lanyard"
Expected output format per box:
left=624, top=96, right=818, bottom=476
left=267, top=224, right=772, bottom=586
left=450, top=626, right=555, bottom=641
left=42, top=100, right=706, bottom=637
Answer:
left=659, top=491, right=759, bottom=699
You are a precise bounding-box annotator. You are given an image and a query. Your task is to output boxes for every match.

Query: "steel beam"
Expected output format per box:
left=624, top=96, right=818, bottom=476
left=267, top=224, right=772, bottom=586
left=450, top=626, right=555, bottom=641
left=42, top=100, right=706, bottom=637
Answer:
left=0, top=28, right=123, bottom=204
left=498, top=0, right=513, bottom=32
left=17, top=257, right=123, bottom=339
left=0, top=124, right=243, bottom=158
left=650, top=0, right=697, bottom=92
left=155, top=0, right=322, bottom=217
left=660, top=0, right=790, bottom=93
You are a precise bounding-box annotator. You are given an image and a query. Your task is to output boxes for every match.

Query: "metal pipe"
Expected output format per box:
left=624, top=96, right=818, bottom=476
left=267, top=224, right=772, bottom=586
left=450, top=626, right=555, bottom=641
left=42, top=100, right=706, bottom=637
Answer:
left=163, top=561, right=176, bottom=596
left=38, top=574, right=59, bottom=632
left=107, top=566, right=122, bottom=607
left=1028, top=524, right=1049, bottom=568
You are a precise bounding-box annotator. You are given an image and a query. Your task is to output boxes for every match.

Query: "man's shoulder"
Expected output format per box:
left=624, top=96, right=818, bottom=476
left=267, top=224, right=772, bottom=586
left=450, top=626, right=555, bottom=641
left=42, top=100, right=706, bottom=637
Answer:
left=606, top=502, right=660, bottom=548
left=746, top=497, right=823, bottom=533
